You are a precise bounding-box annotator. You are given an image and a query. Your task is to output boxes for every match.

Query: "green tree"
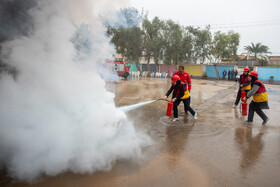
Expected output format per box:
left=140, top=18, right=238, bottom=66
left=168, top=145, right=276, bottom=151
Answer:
left=162, top=20, right=183, bottom=65
left=211, top=31, right=230, bottom=63
left=142, top=16, right=165, bottom=71
left=227, top=31, right=240, bottom=61
left=107, top=7, right=143, bottom=71
left=210, top=31, right=240, bottom=63
left=124, top=27, right=143, bottom=70
left=186, top=26, right=212, bottom=64
left=179, top=31, right=193, bottom=64
left=244, top=42, right=271, bottom=60
left=142, top=16, right=153, bottom=71
left=151, top=17, right=165, bottom=71
left=107, top=8, right=242, bottom=67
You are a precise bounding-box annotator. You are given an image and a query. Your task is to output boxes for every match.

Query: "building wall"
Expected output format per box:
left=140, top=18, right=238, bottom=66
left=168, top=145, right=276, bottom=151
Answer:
left=127, top=64, right=138, bottom=72
left=268, top=56, right=280, bottom=65
left=184, top=65, right=203, bottom=77
left=126, top=63, right=280, bottom=82
left=206, top=65, right=235, bottom=78
left=257, top=67, right=280, bottom=81
left=217, top=66, right=235, bottom=78
left=141, top=64, right=157, bottom=72
left=206, top=66, right=217, bottom=78
left=237, top=60, right=257, bottom=67
left=160, top=64, right=177, bottom=73
left=169, top=65, right=177, bottom=73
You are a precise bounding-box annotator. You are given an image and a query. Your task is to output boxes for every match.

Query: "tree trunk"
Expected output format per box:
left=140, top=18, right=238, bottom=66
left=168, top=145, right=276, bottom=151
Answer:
left=214, top=65, right=219, bottom=80
left=135, top=63, right=141, bottom=73
left=147, top=57, right=151, bottom=72
left=134, top=58, right=141, bottom=73
left=154, top=58, right=160, bottom=72
left=155, top=62, right=160, bottom=73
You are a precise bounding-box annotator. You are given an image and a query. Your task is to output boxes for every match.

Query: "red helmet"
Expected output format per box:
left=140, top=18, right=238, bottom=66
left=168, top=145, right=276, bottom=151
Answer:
left=249, top=71, right=258, bottom=78
left=171, top=75, right=180, bottom=82
left=243, top=67, right=250, bottom=72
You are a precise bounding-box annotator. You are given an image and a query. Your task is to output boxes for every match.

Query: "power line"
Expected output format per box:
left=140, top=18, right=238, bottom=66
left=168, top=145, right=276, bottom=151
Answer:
left=210, top=19, right=280, bottom=26
left=194, top=19, right=280, bottom=29
left=211, top=22, right=280, bottom=29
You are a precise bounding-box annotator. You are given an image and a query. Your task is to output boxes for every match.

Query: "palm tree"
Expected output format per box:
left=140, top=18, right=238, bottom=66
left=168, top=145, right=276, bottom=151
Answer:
left=244, top=42, right=271, bottom=60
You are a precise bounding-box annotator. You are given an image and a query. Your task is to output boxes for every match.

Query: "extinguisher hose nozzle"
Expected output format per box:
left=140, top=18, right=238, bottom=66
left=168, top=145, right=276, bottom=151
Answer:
left=157, top=98, right=170, bottom=102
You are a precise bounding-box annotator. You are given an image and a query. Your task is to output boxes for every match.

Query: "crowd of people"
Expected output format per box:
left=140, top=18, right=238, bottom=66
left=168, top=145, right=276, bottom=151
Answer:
left=223, top=69, right=238, bottom=81
left=162, top=66, right=269, bottom=125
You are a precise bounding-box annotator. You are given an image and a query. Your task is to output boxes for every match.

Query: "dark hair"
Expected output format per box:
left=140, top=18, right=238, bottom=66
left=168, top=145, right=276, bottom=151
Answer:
left=250, top=75, right=258, bottom=87
left=179, top=66, right=184, bottom=70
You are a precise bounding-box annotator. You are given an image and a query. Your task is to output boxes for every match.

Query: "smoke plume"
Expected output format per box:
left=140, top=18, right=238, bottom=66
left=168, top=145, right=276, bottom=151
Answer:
left=0, top=0, right=150, bottom=182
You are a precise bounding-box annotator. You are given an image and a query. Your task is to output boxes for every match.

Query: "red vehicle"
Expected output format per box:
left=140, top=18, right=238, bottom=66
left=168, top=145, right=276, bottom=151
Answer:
left=105, top=59, right=130, bottom=78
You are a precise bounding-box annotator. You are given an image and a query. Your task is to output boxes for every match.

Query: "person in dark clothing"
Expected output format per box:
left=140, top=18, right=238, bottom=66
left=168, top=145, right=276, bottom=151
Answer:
left=173, top=66, right=192, bottom=115
left=162, top=75, right=197, bottom=121
left=233, top=67, right=251, bottom=107
left=228, top=70, right=231, bottom=80
left=234, top=69, right=238, bottom=81
left=231, top=69, right=235, bottom=80
left=223, top=69, right=227, bottom=80
left=243, top=71, right=269, bottom=125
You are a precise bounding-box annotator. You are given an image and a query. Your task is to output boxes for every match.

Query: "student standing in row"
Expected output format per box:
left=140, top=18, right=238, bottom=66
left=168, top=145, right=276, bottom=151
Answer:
left=223, top=69, right=227, bottom=80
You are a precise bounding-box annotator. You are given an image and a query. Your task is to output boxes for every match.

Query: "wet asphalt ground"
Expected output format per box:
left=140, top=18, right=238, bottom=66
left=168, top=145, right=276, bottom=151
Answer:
left=2, top=78, right=280, bottom=187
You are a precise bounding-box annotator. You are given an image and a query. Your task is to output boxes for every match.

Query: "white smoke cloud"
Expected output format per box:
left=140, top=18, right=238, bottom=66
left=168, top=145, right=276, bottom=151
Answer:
left=0, top=0, right=150, bottom=182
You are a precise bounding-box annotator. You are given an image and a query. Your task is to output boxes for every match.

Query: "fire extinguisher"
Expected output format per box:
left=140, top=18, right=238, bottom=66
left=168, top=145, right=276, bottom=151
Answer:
left=240, top=91, right=247, bottom=116
left=242, top=102, right=247, bottom=116
left=241, top=91, right=246, bottom=102
left=166, top=102, right=173, bottom=116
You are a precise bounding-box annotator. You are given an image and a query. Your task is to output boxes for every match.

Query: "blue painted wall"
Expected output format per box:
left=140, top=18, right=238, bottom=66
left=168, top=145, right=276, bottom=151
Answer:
left=217, top=66, right=235, bottom=78
left=257, top=67, right=280, bottom=81
left=127, top=64, right=138, bottom=72
left=206, top=66, right=216, bottom=78
left=206, top=65, right=235, bottom=78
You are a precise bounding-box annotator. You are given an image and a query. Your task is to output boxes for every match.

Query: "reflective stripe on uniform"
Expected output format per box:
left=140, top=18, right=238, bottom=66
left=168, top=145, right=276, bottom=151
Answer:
left=180, top=90, right=190, bottom=100
left=252, top=80, right=268, bottom=102
left=253, top=92, right=268, bottom=102
left=243, top=84, right=251, bottom=90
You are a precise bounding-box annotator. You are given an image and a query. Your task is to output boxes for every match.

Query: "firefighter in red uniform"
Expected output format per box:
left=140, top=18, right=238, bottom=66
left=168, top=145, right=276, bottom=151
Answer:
left=173, top=66, right=191, bottom=91
left=243, top=71, right=269, bottom=125
left=173, top=66, right=192, bottom=115
left=232, top=67, right=251, bottom=108
left=162, top=75, right=197, bottom=121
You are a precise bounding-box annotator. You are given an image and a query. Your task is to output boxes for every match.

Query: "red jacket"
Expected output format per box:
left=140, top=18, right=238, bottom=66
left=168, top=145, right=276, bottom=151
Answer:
left=173, top=71, right=191, bottom=91
left=240, top=74, right=249, bottom=84
left=173, top=82, right=187, bottom=97
left=254, top=80, right=266, bottom=94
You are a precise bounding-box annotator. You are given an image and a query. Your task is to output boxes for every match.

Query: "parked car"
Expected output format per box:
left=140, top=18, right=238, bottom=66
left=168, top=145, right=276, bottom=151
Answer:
left=235, top=72, right=243, bottom=81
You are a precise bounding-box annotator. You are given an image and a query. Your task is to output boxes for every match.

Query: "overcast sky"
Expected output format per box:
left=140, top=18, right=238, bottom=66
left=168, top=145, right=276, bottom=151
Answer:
left=130, top=0, right=280, bottom=55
